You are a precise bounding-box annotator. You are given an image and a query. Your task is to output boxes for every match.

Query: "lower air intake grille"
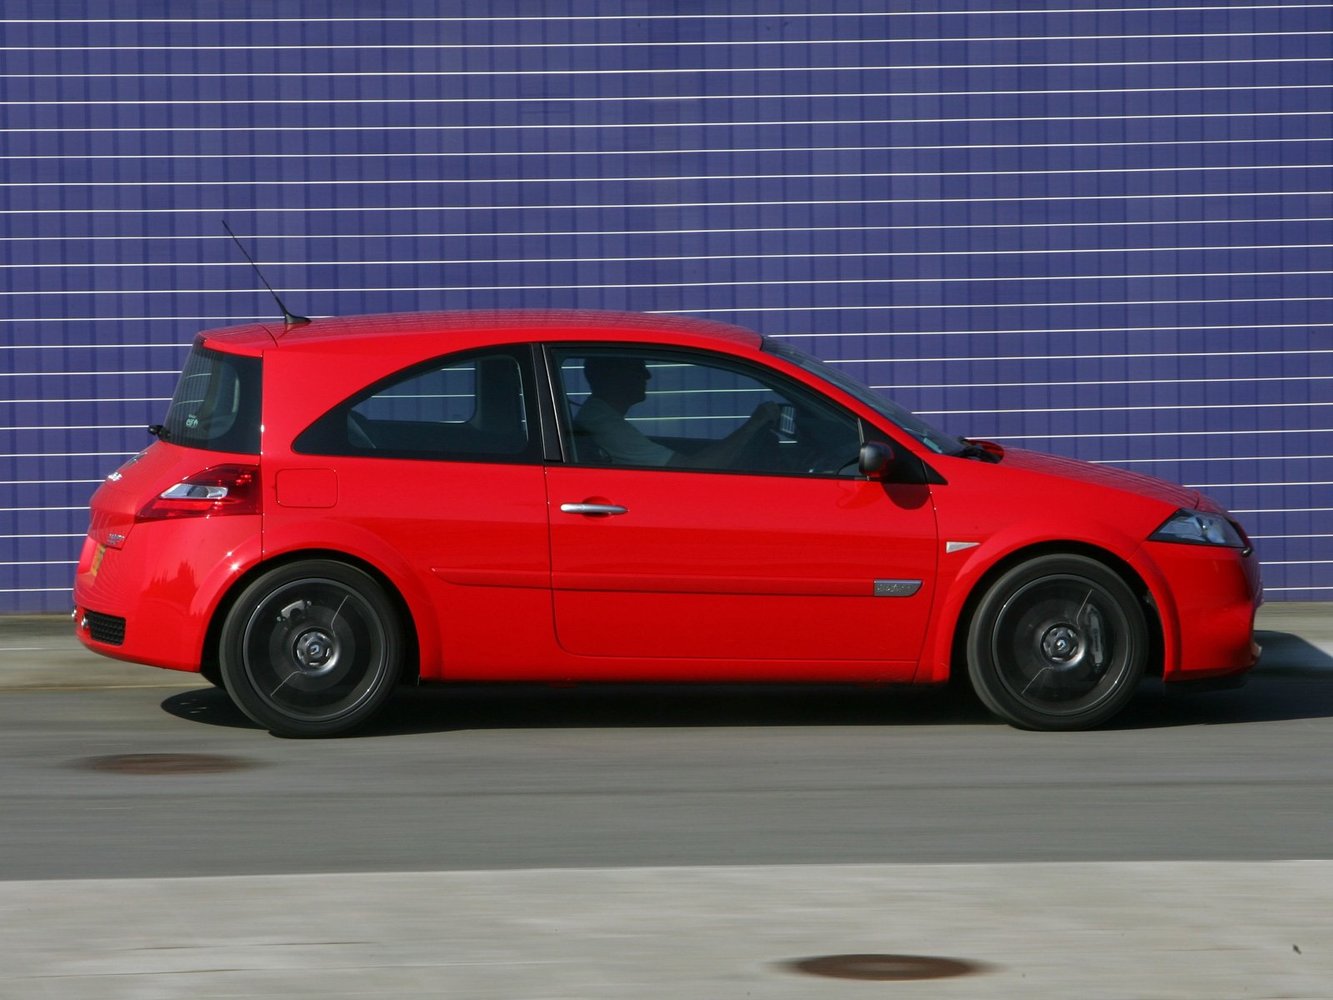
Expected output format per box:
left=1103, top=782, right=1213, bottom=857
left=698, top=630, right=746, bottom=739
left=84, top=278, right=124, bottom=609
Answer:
left=85, top=611, right=126, bottom=646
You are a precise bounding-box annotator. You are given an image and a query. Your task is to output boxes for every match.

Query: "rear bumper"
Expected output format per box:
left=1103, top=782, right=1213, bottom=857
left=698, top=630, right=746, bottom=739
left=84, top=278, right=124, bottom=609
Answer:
left=72, top=516, right=260, bottom=672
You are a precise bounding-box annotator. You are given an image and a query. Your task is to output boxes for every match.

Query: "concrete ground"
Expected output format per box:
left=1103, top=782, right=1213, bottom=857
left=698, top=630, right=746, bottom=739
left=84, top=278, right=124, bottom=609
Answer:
left=2, top=862, right=1330, bottom=998
left=1, top=605, right=1329, bottom=998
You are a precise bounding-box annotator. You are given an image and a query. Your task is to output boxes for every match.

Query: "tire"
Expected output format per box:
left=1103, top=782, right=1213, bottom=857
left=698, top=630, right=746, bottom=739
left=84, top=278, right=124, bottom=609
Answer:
left=219, top=560, right=403, bottom=737
left=966, top=555, right=1147, bottom=731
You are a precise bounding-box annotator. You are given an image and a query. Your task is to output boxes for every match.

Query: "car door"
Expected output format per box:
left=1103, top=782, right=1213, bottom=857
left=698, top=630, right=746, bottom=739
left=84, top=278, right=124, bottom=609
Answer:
left=284, top=345, right=553, bottom=676
left=544, top=345, right=939, bottom=679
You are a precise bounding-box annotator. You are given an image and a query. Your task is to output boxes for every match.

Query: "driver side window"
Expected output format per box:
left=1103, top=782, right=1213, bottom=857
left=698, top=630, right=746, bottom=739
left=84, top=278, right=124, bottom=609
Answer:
left=553, top=347, right=863, bottom=476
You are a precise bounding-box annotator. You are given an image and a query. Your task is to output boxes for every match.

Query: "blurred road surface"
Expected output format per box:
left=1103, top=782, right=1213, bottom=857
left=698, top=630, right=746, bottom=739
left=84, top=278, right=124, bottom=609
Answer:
left=0, top=605, right=1329, bottom=997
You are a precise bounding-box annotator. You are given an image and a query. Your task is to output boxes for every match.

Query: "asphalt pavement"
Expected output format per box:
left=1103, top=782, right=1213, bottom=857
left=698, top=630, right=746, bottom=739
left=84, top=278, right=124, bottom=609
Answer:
left=0, top=604, right=1330, bottom=998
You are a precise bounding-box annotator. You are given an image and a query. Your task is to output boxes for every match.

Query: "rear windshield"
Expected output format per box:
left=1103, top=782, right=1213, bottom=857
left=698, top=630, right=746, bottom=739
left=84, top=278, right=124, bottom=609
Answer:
left=161, top=344, right=262, bottom=455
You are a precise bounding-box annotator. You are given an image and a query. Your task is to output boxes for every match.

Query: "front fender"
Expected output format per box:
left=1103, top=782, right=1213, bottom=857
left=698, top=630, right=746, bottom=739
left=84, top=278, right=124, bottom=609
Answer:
left=916, top=517, right=1177, bottom=684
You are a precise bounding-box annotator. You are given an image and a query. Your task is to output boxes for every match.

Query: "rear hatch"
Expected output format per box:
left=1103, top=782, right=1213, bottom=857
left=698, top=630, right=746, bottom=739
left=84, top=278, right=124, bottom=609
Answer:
left=85, top=342, right=264, bottom=549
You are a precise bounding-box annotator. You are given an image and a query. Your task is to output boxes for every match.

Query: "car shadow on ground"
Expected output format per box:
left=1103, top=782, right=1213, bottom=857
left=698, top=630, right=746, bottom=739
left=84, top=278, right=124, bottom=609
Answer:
left=160, top=630, right=1333, bottom=737
left=159, top=682, right=996, bottom=736
left=1107, top=629, right=1333, bottom=730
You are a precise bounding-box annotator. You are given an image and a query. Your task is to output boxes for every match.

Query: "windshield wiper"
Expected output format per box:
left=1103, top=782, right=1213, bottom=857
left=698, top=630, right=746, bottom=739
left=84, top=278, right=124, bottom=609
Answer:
left=955, top=440, right=1002, bottom=463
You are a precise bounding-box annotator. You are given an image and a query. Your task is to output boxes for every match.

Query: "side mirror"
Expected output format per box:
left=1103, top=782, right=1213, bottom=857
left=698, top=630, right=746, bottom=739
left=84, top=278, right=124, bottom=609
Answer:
left=858, top=441, right=894, bottom=480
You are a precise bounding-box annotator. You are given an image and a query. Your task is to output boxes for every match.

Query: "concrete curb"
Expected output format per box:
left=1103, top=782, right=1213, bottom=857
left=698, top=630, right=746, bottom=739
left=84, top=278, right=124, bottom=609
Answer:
left=2, top=862, right=1331, bottom=998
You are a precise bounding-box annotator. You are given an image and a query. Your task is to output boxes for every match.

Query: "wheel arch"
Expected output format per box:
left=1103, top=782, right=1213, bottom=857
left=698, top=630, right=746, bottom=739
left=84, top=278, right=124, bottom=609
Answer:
left=199, top=549, right=422, bottom=687
left=941, top=540, right=1165, bottom=687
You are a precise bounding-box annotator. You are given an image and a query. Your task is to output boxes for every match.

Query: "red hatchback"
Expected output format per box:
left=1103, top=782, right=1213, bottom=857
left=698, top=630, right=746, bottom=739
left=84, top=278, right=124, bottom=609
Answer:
left=74, top=311, right=1261, bottom=736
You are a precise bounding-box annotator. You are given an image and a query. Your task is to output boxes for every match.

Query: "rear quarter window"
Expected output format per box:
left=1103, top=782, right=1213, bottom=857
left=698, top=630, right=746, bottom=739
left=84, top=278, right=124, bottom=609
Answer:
left=162, top=345, right=262, bottom=455
left=293, top=348, right=540, bottom=463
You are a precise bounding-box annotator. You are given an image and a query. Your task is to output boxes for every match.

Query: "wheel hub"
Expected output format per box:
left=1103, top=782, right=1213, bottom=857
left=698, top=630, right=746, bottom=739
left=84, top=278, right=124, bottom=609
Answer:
left=292, top=628, right=339, bottom=676
left=1039, top=623, right=1082, bottom=665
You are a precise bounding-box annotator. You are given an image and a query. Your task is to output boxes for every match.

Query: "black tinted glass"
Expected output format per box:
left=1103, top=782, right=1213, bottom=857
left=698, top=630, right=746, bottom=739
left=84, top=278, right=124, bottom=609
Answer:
left=553, top=346, right=862, bottom=476
left=294, top=349, right=538, bottom=463
left=162, top=345, right=262, bottom=455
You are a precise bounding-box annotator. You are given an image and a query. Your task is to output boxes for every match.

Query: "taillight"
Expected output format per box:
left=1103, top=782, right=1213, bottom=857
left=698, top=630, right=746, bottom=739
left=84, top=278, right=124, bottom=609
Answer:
left=137, top=465, right=261, bottom=522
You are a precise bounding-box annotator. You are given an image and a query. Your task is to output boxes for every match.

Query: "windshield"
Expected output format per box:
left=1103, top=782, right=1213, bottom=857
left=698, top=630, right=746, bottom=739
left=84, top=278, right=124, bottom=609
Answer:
left=161, top=344, right=262, bottom=454
left=764, top=340, right=965, bottom=456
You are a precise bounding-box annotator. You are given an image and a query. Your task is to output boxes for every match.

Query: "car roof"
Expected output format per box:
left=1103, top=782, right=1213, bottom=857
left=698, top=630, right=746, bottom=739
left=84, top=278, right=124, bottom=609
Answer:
left=196, top=309, right=763, bottom=357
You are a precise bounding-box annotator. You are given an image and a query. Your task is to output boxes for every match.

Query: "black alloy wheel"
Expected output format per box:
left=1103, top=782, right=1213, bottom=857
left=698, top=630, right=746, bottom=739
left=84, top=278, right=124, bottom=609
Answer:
left=966, top=554, right=1148, bottom=731
left=219, top=560, right=403, bottom=737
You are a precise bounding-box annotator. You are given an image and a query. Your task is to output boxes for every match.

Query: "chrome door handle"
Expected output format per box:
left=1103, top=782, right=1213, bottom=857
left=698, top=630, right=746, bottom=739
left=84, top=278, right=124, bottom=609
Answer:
left=560, top=502, right=628, bottom=516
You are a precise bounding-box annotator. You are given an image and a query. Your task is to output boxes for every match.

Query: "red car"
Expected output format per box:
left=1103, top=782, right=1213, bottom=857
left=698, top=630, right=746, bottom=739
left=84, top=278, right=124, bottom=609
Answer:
left=74, top=310, right=1261, bottom=736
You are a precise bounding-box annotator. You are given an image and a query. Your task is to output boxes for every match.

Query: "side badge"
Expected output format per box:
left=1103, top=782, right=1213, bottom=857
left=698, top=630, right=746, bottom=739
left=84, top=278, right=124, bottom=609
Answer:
left=874, top=580, right=922, bottom=598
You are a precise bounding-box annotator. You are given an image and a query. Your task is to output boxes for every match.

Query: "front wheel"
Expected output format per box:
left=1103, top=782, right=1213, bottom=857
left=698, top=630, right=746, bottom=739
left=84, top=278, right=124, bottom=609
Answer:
left=966, top=555, right=1147, bottom=731
left=219, top=560, right=403, bottom=737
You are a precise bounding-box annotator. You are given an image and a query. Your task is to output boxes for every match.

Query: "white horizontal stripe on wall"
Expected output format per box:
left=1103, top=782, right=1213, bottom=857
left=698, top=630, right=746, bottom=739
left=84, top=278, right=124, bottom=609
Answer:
left=2, top=3, right=1329, bottom=609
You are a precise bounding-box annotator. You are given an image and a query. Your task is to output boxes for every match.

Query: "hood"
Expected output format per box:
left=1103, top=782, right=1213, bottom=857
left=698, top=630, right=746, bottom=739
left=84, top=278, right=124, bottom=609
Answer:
left=997, top=447, right=1204, bottom=510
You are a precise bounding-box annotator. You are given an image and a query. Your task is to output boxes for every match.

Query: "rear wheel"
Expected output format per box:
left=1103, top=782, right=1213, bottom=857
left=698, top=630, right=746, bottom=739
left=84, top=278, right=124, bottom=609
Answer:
left=219, top=560, right=403, bottom=737
left=966, top=555, right=1147, bottom=731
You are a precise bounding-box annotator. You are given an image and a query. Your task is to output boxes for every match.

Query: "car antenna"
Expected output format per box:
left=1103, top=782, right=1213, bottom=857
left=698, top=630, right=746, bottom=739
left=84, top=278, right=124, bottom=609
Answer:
left=221, top=219, right=310, bottom=329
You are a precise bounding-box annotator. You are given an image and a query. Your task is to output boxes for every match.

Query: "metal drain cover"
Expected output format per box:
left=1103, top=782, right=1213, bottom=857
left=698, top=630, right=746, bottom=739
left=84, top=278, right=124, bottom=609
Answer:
left=785, top=953, right=989, bottom=981
left=82, top=753, right=254, bottom=775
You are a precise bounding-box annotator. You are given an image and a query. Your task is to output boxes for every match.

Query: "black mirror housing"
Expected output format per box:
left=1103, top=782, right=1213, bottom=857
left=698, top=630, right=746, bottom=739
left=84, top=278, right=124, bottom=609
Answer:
left=858, top=441, right=894, bottom=479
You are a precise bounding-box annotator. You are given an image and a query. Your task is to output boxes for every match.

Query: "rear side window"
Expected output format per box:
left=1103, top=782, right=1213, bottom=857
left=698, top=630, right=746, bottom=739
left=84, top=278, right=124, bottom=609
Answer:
left=161, top=345, right=262, bottom=455
left=294, top=348, right=539, bottom=463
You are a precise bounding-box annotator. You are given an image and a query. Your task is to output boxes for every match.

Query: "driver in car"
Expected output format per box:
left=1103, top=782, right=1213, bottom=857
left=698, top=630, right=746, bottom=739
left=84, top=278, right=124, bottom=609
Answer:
left=574, top=356, right=779, bottom=469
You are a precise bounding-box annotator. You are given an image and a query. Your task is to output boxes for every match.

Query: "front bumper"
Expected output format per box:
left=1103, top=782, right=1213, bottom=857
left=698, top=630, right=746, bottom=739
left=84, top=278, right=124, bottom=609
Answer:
left=1145, top=539, right=1262, bottom=684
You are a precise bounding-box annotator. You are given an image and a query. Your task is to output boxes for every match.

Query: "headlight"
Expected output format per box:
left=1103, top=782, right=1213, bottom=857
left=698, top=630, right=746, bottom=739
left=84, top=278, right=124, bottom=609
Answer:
left=1149, top=509, right=1250, bottom=553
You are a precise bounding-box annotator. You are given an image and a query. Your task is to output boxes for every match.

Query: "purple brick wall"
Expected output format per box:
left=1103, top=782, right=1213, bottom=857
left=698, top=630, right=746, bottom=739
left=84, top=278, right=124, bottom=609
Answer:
left=2, top=3, right=1330, bottom=610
